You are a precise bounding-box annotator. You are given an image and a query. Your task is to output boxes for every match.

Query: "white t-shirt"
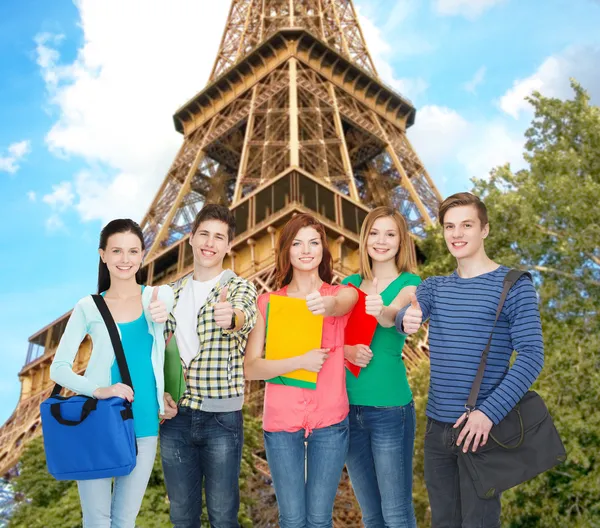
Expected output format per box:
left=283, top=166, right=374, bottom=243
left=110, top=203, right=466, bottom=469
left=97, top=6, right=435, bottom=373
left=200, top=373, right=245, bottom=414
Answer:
left=174, top=271, right=225, bottom=367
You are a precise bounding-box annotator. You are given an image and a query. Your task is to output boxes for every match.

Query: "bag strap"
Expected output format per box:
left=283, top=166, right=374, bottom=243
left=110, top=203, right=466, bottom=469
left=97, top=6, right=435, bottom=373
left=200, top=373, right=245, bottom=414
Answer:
left=51, top=294, right=134, bottom=397
left=465, top=269, right=532, bottom=414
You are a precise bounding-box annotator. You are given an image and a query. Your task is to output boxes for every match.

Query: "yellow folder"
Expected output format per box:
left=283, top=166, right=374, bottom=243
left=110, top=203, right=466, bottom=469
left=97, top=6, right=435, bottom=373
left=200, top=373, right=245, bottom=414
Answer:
left=265, top=295, right=324, bottom=385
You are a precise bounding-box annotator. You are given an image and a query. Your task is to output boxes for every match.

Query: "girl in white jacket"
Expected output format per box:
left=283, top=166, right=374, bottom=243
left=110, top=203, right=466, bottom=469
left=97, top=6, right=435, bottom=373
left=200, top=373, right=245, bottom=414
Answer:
left=50, top=218, right=175, bottom=528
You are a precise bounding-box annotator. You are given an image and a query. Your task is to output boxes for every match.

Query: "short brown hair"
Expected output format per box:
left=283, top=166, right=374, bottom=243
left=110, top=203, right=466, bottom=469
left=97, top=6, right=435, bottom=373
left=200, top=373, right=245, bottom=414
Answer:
left=359, top=206, right=416, bottom=280
left=191, top=204, right=236, bottom=241
left=438, top=192, right=488, bottom=226
left=274, top=214, right=333, bottom=289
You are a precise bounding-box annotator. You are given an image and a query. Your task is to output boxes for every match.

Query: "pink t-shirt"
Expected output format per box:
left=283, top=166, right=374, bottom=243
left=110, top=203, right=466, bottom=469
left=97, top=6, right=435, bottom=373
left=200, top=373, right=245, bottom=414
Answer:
left=257, top=283, right=351, bottom=436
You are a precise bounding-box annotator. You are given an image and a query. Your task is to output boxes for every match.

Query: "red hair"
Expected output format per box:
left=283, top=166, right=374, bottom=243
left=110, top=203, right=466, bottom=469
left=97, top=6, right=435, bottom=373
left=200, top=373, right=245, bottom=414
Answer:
left=274, top=214, right=333, bottom=288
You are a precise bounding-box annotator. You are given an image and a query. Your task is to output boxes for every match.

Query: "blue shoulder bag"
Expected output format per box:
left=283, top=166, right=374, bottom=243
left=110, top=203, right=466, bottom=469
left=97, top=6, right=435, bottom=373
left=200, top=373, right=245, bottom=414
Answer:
left=40, top=294, right=137, bottom=480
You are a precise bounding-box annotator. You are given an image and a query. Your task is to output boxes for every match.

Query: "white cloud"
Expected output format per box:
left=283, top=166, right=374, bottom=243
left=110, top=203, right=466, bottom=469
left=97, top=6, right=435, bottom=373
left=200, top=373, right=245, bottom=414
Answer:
left=409, top=105, right=526, bottom=189
left=357, top=9, right=429, bottom=101
left=408, top=105, right=469, bottom=167
left=36, top=0, right=231, bottom=225
left=74, top=169, right=145, bottom=222
left=42, top=181, right=75, bottom=211
left=500, top=46, right=600, bottom=119
left=0, top=140, right=31, bottom=174
left=382, top=0, right=414, bottom=30
left=46, top=214, right=65, bottom=232
left=464, top=66, right=486, bottom=94
left=27, top=191, right=37, bottom=202
left=434, top=0, right=506, bottom=19
left=456, top=122, right=525, bottom=178
left=35, top=33, right=70, bottom=88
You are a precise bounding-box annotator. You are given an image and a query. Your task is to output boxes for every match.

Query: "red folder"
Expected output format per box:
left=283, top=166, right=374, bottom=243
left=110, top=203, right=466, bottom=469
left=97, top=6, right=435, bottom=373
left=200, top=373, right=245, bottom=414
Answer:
left=344, top=284, right=378, bottom=377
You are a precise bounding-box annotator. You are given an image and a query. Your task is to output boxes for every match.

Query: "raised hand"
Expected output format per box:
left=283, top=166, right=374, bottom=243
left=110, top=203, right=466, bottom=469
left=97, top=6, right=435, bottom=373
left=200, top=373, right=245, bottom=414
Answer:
left=344, top=344, right=373, bottom=368
left=301, top=348, right=330, bottom=372
left=365, top=277, right=384, bottom=318
left=149, top=287, right=168, bottom=323
left=214, top=285, right=234, bottom=329
left=306, top=276, right=326, bottom=315
left=402, top=293, right=422, bottom=334
left=93, top=382, right=134, bottom=402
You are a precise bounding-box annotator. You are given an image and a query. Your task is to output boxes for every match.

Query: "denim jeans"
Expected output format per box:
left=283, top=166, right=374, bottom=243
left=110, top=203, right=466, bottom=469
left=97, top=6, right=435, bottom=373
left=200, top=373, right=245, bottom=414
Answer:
left=263, top=416, right=349, bottom=528
left=160, top=407, right=243, bottom=528
left=77, top=435, right=158, bottom=528
left=424, top=417, right=502, bottom=528
left=345, top=403, right=417, bottom=528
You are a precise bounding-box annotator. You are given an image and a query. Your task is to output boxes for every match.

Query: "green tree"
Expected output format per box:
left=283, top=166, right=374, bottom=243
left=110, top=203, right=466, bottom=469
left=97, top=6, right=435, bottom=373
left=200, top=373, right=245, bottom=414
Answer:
left=408, top=358, right=432, bottom=527
left=415, top=81, right=600, bottom=527
left=8, top=437, right=82, bottom=528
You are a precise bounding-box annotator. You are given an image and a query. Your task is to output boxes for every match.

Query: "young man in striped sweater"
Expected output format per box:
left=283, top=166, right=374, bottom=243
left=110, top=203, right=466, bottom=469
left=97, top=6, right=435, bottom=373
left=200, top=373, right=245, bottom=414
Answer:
left=396, top=192, right=544, bottom=528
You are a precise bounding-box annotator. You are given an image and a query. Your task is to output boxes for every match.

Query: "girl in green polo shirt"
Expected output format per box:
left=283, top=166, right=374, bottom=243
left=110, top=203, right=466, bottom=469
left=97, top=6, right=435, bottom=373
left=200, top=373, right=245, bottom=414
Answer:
left=342, top=206, right=421, bottom=528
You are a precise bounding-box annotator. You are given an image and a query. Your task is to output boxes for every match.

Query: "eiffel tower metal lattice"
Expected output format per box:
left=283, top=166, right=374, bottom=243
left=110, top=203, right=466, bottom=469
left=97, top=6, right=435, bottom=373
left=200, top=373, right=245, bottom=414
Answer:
left=0, top=2, right=439, bottom=525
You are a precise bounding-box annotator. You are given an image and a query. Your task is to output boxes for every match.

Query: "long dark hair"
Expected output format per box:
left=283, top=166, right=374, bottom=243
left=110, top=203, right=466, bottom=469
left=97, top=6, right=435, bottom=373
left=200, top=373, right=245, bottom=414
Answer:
left=98, top=219, right=145, bottom=294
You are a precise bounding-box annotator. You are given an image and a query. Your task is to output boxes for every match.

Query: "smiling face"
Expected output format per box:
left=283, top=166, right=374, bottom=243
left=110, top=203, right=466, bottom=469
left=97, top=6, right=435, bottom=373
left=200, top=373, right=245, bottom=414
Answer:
left=99, top=231, right=144, bottom=282
left=366, top=216, right=401, bottom=265
left=443, top=205, right=489, bottom=260
left=289, top=226, right=323, bottom=272
left=189, top=219, right=232, bottom=269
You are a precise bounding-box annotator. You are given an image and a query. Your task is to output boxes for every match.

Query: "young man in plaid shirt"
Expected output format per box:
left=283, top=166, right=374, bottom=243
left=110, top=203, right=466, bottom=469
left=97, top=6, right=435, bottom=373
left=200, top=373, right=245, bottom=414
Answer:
left=160, top=204, right=258, bottom=528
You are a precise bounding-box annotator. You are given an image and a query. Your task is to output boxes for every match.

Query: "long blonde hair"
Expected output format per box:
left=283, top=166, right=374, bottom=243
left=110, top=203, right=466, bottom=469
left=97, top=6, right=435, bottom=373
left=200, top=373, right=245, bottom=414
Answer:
left=358, top=206, right=416, bottom=280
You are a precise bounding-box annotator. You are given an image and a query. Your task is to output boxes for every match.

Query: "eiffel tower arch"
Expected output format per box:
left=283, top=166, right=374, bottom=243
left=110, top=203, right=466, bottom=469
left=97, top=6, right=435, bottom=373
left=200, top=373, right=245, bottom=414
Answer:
left=0, top=1, right=439, bottom=524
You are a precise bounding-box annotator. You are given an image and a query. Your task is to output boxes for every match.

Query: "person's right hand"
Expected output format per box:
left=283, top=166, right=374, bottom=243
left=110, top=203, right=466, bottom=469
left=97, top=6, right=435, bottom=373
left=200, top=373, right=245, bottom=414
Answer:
left=403, top=293, right=422, bottom=335
left=301, top=348, right=330, bottom=372
left=344, top=344, right=373, bottom=368
left=365, top=278, right=384, bottom=318
left=93, top=383, right=134, bottom=402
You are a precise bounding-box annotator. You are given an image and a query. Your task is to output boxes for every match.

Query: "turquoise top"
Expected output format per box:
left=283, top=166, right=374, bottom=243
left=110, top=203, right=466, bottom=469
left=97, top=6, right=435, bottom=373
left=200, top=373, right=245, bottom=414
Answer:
left=50, top=285, right=174, bottom=416
left=112, top=312, right=159, bottom=438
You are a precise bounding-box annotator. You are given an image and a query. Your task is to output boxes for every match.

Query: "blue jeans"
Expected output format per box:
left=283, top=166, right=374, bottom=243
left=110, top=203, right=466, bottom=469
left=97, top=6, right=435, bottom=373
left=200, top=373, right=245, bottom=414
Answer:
left=263, top=417, right=349, bottom=528
left=346, top=403, right=417, bottom=528
left=77, top=435, right=158, bottom=528
left=160, top=407, right=243, bottom=528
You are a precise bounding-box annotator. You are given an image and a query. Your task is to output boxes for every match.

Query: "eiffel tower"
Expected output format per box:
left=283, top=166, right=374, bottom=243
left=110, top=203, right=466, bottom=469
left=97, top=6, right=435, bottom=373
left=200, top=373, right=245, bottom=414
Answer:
left=0, top=1, right=440, bottom=523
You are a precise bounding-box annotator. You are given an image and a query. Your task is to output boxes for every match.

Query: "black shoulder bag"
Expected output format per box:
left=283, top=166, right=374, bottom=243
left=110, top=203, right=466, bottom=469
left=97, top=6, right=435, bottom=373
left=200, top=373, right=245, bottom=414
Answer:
left=459, top=269, right=566, bottom=499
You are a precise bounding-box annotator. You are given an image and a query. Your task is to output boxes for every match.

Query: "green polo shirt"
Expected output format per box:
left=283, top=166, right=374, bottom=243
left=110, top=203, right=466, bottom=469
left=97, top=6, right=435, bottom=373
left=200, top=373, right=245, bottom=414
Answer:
left=342, top=272, right=421, bottom=407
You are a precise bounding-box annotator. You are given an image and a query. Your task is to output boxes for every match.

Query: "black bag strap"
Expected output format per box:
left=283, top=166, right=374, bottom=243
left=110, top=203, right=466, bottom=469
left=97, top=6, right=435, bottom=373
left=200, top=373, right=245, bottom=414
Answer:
left=51, top=294, right=134, bottom=397
left=465, top=269, right=532, bottom=413
left=50, top=398, right=98, bottom=425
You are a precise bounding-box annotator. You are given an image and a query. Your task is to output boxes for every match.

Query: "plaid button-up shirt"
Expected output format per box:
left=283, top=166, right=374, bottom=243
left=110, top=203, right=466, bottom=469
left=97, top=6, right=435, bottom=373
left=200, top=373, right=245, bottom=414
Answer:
left=165, top=271, right=257, bottom=410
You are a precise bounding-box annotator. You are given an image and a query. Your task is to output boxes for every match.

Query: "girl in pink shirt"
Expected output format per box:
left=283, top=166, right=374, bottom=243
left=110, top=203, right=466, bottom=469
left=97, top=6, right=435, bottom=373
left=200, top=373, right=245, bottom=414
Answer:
left=245, top=214, right=358, bottom=528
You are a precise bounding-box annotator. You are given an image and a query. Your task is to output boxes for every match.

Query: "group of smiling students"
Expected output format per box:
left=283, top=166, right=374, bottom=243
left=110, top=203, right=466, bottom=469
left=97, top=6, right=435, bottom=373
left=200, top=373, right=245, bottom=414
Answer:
left=50, top=191, right=544, bottom=528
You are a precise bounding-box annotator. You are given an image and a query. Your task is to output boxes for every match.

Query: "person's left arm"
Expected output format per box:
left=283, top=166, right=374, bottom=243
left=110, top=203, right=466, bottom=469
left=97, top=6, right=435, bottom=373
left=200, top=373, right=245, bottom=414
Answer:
left=222, top=279, right=258, bottom=336
left=456, top=276, right=544, bottom=452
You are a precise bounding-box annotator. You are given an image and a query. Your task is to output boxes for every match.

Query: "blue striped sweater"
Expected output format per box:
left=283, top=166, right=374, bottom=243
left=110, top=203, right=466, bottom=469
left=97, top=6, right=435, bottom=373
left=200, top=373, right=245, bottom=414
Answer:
left=395, top=266, right=544, bottom=425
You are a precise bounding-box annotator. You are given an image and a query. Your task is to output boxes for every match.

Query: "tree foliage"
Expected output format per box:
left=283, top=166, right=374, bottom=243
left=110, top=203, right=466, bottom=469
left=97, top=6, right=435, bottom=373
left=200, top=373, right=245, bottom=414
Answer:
left=414, top=81, right=600, bottom=527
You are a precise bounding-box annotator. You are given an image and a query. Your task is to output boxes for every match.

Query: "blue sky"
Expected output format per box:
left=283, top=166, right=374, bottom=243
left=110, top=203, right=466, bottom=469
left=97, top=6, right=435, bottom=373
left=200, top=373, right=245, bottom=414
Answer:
left=0, top=0, right=599, bottom=424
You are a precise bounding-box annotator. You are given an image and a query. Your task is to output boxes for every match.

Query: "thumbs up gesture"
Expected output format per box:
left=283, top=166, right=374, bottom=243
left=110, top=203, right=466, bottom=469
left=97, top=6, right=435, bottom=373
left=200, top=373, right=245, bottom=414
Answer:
left=149, top=287, right=169, bottom=323
left=403, top=293, right=422, bottom=335
left=306, top=276, right=326, bottom=316
left=214, top=286, right=235, bottom=329
left=365, top=278, right=384, bottom=318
